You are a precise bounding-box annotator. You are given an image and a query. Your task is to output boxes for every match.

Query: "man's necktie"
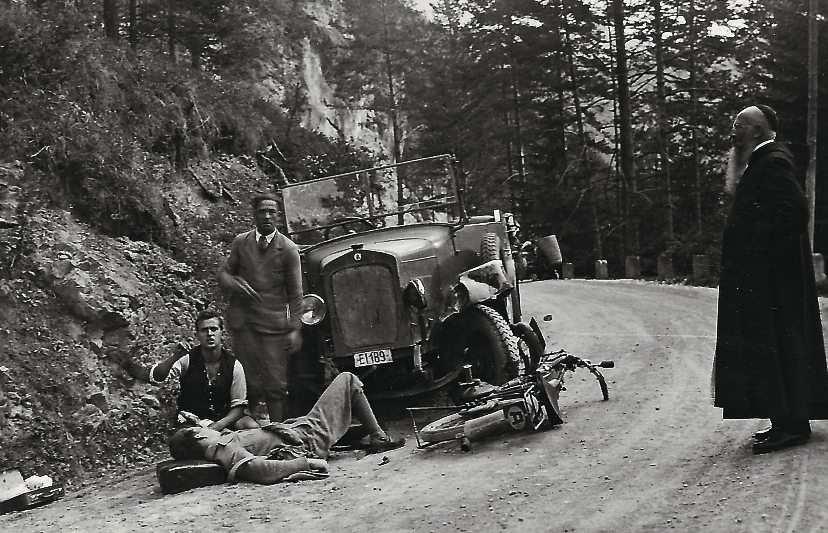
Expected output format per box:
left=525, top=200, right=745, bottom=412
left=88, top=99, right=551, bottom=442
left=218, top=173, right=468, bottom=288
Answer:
left=258, top=235, right=268, bottom=253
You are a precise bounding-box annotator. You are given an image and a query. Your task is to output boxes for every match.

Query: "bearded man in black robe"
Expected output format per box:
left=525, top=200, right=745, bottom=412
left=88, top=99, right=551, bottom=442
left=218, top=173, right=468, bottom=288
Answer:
left=714, top=104, right=828, bottom=454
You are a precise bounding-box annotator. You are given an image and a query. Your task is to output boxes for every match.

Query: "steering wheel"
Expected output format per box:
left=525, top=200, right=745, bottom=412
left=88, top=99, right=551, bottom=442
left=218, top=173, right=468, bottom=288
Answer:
left=322, top=216, right=377, bottom=240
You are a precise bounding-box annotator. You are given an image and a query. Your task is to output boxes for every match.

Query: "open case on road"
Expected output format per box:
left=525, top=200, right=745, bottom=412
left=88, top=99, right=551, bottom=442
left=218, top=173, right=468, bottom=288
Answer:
left=0, top=485, right=64, bottom=514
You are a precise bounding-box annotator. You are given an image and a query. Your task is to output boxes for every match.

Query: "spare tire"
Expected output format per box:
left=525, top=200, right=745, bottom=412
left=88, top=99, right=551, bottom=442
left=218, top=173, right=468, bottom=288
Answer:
left=480, top=231, right=521, bottom=323
left=480, top=232, right=500, bottom=262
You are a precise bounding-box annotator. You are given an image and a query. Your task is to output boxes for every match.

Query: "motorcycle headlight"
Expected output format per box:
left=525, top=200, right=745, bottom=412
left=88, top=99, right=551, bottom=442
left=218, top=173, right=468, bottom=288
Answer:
left=403, top=278, right=427, bottom=309
left=300, top=294, right=327, bottom=326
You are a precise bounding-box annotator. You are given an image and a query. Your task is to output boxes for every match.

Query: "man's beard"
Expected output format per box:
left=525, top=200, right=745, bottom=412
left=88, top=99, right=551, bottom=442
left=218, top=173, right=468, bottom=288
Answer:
left=724, top=146, right=750, bottom=194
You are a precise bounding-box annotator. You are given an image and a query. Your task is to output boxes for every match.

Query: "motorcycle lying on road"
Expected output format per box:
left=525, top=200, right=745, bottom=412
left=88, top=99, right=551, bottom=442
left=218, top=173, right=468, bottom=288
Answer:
left=407, top=318, right=614, bottom=451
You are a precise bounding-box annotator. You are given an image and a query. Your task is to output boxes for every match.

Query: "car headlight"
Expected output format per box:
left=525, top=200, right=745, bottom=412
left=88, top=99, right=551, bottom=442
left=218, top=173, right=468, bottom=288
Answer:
left=300, top=294, right=327, bottom=326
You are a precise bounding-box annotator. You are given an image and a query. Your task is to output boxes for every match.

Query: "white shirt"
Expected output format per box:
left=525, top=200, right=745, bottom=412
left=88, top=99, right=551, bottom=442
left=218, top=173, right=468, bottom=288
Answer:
left=255, top=229, right=278, bottom=245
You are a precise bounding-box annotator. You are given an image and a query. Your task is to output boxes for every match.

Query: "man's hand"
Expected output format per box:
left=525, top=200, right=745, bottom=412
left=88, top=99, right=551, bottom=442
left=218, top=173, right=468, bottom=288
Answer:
left=233, top=276, right=262, bottom=302
left=177, top=411, right=202, bottom=426
left=164, top=340, right=191, bottom=357
left=285, top=328, right=302, bottom=354
left=306, top=458, right=328, bottom=474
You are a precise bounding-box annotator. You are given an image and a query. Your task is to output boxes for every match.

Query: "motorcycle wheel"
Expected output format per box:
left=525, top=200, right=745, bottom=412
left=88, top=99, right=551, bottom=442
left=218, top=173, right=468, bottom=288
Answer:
left=420, top=409, right=511, bottom=444
left=419, top=413, right=466, bottom=443
left=510, top=322, right=544, bottom=372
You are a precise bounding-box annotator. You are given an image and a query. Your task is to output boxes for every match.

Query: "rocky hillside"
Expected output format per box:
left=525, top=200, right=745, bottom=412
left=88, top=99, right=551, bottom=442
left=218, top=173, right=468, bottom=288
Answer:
left=0, top=0, right=411, bottom=489
left=0, top=158, right=279, bottom=488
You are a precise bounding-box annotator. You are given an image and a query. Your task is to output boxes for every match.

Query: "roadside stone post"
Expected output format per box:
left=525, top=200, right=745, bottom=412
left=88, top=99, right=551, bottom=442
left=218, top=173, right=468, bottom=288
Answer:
left=625, top=256, right=641, bottom=279
left=595, top=259, right=609, bottom=279
left=657, top=253, right=674, bottom=280
left=562, top=262, right=574, bottom=279
left=814, top=253, right=826, bottom=284
left=692, top=254, right=710, bottom=284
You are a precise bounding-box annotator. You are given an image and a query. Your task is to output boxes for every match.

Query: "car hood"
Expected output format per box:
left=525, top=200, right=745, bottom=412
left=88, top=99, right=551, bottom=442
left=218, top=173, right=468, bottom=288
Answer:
left=301, top=223, right=454, bottom=270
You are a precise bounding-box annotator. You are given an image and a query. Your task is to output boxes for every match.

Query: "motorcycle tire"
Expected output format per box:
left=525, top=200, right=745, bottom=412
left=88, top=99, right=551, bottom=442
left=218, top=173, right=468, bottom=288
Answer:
left=419, top=408, right=511, bottom=444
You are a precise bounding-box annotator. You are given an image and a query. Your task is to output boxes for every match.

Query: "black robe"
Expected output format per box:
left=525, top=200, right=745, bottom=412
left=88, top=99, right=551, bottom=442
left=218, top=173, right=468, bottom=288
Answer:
left=713, top=141, right=828, bottom=419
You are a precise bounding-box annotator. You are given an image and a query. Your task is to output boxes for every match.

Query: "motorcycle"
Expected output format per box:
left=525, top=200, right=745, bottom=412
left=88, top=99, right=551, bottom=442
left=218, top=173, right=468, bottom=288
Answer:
left=407, top=317, right=613, bottom=451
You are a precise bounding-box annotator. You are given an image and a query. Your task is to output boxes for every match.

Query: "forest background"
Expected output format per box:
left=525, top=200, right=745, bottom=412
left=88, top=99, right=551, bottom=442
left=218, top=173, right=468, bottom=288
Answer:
left=3, top=0, right=827, bottom=276
left=1, top=0, right=827, bottom=485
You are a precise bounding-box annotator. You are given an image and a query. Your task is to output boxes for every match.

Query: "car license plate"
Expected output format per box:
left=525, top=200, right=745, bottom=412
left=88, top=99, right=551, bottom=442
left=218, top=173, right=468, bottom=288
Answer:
left=353, top=349, right=393, bottom=368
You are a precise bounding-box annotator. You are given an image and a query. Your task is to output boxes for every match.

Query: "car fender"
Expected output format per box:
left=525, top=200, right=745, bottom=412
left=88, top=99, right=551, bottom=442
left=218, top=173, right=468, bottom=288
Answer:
left=429, top=258, right=512, bottom=349
left=454, top=259, right=512, bottom=307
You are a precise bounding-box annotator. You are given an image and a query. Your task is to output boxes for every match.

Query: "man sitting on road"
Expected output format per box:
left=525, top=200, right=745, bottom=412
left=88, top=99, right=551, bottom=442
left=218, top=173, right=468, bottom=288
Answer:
left=166, top=371, right=405, bottom=484
left=123, top=309, right=259, bottom=431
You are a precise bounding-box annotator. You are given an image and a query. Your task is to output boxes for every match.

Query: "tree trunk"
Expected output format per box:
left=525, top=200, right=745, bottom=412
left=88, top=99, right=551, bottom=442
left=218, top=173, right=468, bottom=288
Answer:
left=610, top=0, right=638, bottom=255
left=564, top=9, right=602, bottom=260
left=607, top=25, right=623, bottom=257
left=167, top=0, right=176, bottom=63
left=128, top=0, right=137, bottom=49
left=688, top=0, right=702, bottom=234
left=549, top=0, right=567, bottom=180
left=509, top=63, right=526, bottom=206
left=496, top=10, right=526, bottom=220
left=379, top=0, right=405, bottom=225
left=652, top=0, right=674, bottom=243
left=503, top=73, right=516, bottom=215
left=103, top=0, right=118, bottom=40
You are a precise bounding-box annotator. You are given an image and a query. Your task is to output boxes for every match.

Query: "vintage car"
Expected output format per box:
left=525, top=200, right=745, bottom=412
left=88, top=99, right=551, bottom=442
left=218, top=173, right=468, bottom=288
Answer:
left=281, top=154, right=526, bottom=401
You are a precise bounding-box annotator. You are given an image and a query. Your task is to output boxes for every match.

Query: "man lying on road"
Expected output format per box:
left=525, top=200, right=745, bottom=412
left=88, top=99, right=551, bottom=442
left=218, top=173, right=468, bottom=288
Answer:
left=167, top=371, right=405, bottom=484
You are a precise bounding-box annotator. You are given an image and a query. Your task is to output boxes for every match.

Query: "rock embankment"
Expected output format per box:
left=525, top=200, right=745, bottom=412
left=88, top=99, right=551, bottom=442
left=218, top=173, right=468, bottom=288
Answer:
left=0, top=208, right=215, bottom=485
left=0, top=156, right=274, bottom=487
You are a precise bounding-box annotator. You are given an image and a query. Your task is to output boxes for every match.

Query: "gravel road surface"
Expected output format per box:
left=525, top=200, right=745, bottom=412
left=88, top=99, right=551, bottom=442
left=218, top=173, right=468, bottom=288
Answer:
left=3, top=280, right=827, bottom=532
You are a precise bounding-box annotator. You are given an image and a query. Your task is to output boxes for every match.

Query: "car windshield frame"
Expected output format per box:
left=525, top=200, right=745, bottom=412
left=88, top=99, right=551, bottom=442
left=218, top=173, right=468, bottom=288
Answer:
left=280, top=154, right=462, bottom=246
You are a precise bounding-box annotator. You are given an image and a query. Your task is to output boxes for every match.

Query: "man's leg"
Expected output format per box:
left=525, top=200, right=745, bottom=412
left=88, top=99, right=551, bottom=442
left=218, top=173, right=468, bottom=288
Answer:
left=753, top=419, right=775, bottom=441
left=753, top=415, right=811, bottom=454
left=201, top=429, right=316, bottom=484
left=291, top=372, right=389, bottom=457
left=777, top=417, right=811, bottom=436
left=764, top=416, right=811, bottom=436
left=347, top=379, right=406, bottom=454
left=232, top=415, right=260, bottom=430
left=231, top=325, right=266, bottom=412
left=258, top=332, right=291, bottom=423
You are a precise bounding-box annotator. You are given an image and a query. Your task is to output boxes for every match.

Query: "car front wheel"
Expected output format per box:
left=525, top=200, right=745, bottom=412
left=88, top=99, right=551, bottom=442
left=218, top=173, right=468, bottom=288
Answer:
left=445, top=303, right=520, bottom=385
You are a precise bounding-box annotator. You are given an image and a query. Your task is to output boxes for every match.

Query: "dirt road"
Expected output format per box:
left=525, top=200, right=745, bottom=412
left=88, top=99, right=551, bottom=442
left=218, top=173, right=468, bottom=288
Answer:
left=3, top=280, right=827, bottom=532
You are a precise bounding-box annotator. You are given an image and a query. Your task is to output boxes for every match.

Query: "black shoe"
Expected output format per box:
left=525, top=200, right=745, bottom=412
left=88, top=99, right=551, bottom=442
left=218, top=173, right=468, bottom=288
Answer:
left=752, top=426, right=776, bottom=442
left=366, top=433, right=406, bottom=454
left=752, top=431, right=810, bottom=455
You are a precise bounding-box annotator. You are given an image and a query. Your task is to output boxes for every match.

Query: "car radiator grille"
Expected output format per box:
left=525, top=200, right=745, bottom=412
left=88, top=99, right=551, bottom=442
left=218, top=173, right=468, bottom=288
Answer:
left=331, top=264, right=399, bottom=348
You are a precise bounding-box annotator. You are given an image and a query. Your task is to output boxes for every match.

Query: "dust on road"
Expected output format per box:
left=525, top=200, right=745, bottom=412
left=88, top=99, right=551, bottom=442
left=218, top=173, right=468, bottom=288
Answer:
left=3, top=280, right=827, bottom=532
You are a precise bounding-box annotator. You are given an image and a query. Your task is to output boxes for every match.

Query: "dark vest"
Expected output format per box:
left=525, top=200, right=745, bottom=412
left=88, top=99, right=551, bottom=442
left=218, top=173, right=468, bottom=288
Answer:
left=177, top=347, right=236, bottom=421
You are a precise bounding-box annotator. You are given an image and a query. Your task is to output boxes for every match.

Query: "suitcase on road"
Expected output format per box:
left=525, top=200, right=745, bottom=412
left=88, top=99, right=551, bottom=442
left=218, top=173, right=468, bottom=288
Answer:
left=156, top=459, right=227, bottom=495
